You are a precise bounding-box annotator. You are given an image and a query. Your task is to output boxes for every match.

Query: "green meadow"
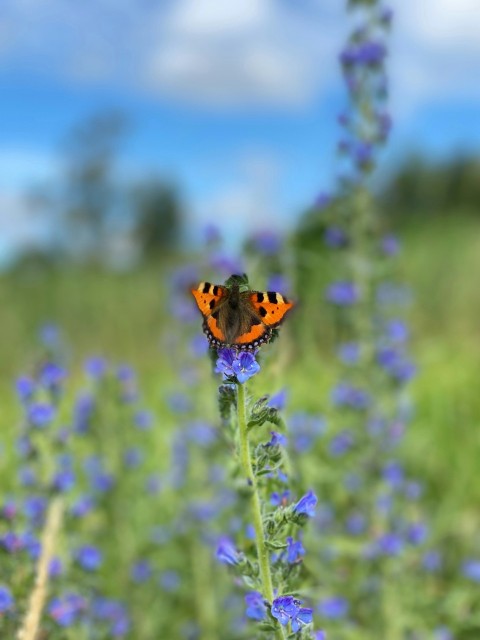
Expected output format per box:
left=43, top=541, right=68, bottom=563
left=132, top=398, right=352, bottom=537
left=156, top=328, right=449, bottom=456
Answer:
left=1, top=214, right=479, bottom=520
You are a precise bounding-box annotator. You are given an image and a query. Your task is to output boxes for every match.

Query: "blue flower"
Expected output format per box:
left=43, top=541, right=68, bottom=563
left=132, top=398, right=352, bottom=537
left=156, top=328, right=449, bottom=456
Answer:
left=294, top=490, right=317, bottom=517
left=130, top=560, right=152, bottom=583
left=39, top=362, right=66, bottom=391
left=159, top=570, right=180, bottom=592
left=271, top=490, right=290, bottom=507
left=16, top=376, right=35, bottom=403
left=216, top=536, right=240, bottom=565
left=291, top=606, right=313, bottom=633
left=245, top=591, right=266, bottom=621
left=462, top=559, right=480, bottom=582
left=337, top=342, right=360, bottom=365
left=52, top=469, right=76, bottom=493
left=216, top=349, right=260, bottom=384
left=49, top=557, right=64, bottom=578
left=324, top=225, right=348, bottom=248
left=0, top=585, right=14, bottom=612
left=267, top=431, right=287, bottom=447
left=134, top=410, right=153, bottom=430
left=422, top=550, right=442, bottom=572
left=271, top=595, right=299, bottom=626
left=84, top=356, right=107, bottom=379
left=326, top=281, right=359, bottom=306
left=318, top=596, right=349, bottom=619
left=75, top=545, right=103, bottom=571
left=49, top=594, right=86, bottom=626
left=28, top=402, right=55, bottom=428
left=286, top=536, right=305, bottom=563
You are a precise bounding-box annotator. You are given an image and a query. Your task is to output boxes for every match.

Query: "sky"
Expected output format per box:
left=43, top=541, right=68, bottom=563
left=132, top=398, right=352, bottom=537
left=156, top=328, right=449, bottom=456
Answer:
left=1, top=0, right=479, bottom=263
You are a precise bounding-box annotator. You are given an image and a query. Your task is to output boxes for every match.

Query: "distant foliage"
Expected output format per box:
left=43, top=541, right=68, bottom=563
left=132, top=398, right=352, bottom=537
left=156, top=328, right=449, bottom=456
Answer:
left=380, top=155, right=480, bottom=218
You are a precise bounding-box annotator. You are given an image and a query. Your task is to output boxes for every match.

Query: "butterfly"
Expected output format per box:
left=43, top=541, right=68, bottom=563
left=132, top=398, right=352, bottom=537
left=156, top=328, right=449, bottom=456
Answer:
left=191, top=274, right=294, bottom=351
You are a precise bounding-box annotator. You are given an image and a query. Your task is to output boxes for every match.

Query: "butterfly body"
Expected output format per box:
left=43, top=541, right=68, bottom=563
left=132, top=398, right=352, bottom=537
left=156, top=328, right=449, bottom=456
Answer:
left=191, top=277, right=293, bottom=351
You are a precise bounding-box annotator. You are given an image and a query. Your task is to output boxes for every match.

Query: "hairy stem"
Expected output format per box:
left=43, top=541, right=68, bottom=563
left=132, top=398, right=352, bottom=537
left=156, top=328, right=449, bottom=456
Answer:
left=236, top=383, right=286, bottom=640
left=17, top=496, right=64, bottom=640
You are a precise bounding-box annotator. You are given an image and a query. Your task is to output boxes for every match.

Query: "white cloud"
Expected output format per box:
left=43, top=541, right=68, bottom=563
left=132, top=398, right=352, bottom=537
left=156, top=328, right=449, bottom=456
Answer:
left=0, top=0, right=478, bottom=114
left=0, top=0, right=343, bottom=108
left=391, top=0, right=480, bottom=115
left=144, top=0, right=342, bottom=107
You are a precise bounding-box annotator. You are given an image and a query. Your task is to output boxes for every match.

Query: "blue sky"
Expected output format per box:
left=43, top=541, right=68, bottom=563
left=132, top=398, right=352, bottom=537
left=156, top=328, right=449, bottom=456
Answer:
left=1, top=0, right=479, bottom=263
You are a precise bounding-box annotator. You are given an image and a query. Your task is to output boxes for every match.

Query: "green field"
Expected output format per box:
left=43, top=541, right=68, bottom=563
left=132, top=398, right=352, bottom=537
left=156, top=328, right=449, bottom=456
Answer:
left=1, top=214, right=479, bottom=638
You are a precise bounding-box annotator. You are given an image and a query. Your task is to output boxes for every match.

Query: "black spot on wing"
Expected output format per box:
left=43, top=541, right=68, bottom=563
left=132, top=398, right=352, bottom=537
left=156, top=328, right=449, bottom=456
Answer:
left=212, top=285, right=219, bottom=296
left=259, top=306, right=267, bottom=317
left=202, top=282, right=211, bottom=293
left=209, top=300, right=216, bottom=309
left=267, top=292, right=278, bottom=304
left=256, top=292, right=264, bottom=303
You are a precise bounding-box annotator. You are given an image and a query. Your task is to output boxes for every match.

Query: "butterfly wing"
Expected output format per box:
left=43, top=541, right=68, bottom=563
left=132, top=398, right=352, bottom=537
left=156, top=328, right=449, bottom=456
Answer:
left=247, top=291, right=294, bottom=328
left=191, top=282, right=229, bottom=346
left=231, top=290, right=294, bottom=349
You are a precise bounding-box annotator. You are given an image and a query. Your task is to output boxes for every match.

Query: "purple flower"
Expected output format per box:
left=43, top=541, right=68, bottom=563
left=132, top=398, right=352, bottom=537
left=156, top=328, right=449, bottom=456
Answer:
left=0, top=586, right=14, bottom=612
left=329, top=430, right=354, bottom=457
left=386, top=319, right=409, bottom=343
left=462, top=559, right=480, bottom=582
left=422, top=550, right=442, bottom=572
left=52, top=469, right=75, bottom=493
left=271, top=490, right=290, bottom=507
left=123, top=447, right=143, bottom=468
left=159, top=570, right=180, bottom=592
left=245, top=591, right=266, bottom=621
left=70, top=495, right=95, bottom=518
left=331, top=383, right=370, bottom=409
left=130, top=560, right=152, bottom=583
left=337, top=342, right=360, bottom=365
left=382, top=460, right=404, bottom=489
left=267, top=431, right=287, bottom=447
left=134, top=409, right=153, bottom=430
left=27, top=402, right=55, bottom=428
left=346, top=511, right=367, bottom=535
left=294, top=490, right=317, bottom=517
left=39, top=362, right=66, bottom=391
left=216, top=536, right=240, bottom=565
left=381, top=233, right=400, bottom=256
left=24, top=495, right=47, bottom=523
left=318, top=596, right=349, bottom=619
left=315, top=192, right=332, bottom=209
left=75, top=545, right=102, bottom=571
left=326, top=281, right=359, bottom=306
left=49, top=593, right=86, bottom=627
left=407, top=522, right=428, bottom=546
left=287, top=413, right=325, bottom=453
left=49, top=557, right=64, bottom=578
left=271, top=595, right=299, bottom=626
left=84, top=356, right=107, bottom=379
left=286, top=536, right=305, bottom=563
left=377, top=532, right=404, bottom=556
left=216, top=349, right=260, bottom=384
left=16, top=376, right=35, bottom=402
left=251, top=230, right=283, bottom=255
left=324, top=226, right=348, bottom=248
left=268, top=388, right=288, bottom=410
left=291, top=606, right=313, bottom=633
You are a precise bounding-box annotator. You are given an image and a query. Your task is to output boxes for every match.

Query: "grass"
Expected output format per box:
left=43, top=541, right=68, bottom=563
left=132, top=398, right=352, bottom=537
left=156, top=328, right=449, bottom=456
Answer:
left=1, top=214, right=479, bottom=636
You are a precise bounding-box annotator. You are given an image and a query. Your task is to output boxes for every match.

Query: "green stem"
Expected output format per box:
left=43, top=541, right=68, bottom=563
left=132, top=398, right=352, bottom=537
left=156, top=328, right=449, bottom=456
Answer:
left=236, top=383, right=287, bottom=640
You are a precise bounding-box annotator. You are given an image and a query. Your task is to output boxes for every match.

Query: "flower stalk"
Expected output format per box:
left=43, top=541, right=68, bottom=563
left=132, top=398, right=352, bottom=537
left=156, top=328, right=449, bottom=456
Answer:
left=236, top=381, right=287, bottom=640
left=17, top=497, right=64, bottom=640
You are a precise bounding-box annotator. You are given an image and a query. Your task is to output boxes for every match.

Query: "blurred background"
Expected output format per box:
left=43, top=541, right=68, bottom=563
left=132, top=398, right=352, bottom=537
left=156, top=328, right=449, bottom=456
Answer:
left=2, top=0, right=480, bottom=411
left=1, top=1, right=480, bottom=636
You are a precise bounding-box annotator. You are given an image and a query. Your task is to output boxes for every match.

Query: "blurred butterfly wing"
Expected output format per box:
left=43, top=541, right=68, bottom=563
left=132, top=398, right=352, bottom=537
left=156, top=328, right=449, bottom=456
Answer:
left=247, top=291, right=294, bottom=328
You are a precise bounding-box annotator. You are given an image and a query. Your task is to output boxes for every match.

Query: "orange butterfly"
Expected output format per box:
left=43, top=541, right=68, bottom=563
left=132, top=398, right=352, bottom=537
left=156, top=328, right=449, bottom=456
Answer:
left=191, top=275, right=294, bottom=351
